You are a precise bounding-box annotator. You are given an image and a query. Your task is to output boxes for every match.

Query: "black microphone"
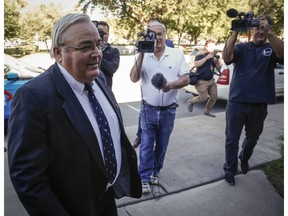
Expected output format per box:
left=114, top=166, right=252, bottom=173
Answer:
left=226, top=8, right=238, bottom=18
left=151, top=73, right=167, bottom=90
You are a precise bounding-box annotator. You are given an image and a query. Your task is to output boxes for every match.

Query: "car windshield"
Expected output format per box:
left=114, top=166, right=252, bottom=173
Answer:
left=4, top=54, right=43, bottom=79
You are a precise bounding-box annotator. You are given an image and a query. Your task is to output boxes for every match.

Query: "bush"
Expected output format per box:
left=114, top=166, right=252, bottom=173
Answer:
left=261, top=135, right=284, bottom=198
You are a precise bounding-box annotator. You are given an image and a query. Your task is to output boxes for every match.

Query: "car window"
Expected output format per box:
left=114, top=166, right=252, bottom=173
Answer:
left=276, top=64, right=284, bottom=69
left=4, top=54, right=43, bottom=79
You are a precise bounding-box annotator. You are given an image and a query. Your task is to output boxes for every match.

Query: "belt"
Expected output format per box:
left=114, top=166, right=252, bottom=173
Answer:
left=250, top=103, right=267, bottom=109
left=142, top=100, right=178, bottom=111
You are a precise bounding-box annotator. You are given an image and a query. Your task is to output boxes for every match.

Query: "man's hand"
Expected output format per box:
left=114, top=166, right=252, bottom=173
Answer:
left=259, top=18, right=273, bottom=37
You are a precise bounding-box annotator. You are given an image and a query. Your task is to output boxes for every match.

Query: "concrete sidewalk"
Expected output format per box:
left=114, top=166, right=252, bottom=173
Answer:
left=4, top=104, right=284, bottom=216
left=116, top=103, right=284, bottom=216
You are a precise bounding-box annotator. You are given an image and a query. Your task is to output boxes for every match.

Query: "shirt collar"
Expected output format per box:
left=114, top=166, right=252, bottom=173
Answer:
left=57, top=63, right=86, bottom=94
left=148, top=45, right=170, bottom=58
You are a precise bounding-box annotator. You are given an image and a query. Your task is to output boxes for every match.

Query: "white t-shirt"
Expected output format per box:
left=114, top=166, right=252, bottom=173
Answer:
left=141, top=46, right=190, bottom=106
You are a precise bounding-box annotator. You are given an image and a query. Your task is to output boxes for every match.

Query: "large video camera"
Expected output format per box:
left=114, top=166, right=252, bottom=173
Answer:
left=226, top=8, right=259, bottom=32
left=136, top=29, right=156, bottom=53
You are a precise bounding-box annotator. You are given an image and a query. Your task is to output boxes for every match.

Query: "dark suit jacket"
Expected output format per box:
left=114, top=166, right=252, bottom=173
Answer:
left=7, top=63, right=142, bottom=216
left=100, top=44, right=120, bottom=88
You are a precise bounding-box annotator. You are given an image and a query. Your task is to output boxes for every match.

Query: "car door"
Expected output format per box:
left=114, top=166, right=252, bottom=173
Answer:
left=274, top=64, right=284, bottom=97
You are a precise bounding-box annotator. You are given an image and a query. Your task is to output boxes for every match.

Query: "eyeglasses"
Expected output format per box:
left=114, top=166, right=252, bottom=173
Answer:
left=61, top=41, right=102, bottom=53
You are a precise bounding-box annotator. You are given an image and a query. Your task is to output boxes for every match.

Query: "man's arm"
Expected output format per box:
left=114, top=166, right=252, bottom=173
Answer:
left=162, top=73, right=190, bottom=92
left=222, top=31, right=239, bottom=64
left=8, top=88, right=69, bottom=215
left=261, top=22, right=284, bottom=59
left=130, top=53, right=144, bottom=82
left=194, top=52, right=214, bottom=68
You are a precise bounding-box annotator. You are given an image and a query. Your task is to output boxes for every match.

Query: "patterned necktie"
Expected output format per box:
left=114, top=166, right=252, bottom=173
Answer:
left=85, top=83, right=117, bottom=184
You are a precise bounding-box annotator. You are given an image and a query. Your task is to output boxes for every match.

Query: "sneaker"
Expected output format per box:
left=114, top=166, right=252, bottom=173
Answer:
left=142, top=182, right=151, bottom=194
left=132, top=137, right=141, bottom=148
left=187, top=102, right=194, bottom=112
left=240, top=160, right=249, bottom=174
left=151, top=173, right=160, bottom=185
left=204, top=112, right=216, bottom=117
left=224, top=173, right=235, bottom=186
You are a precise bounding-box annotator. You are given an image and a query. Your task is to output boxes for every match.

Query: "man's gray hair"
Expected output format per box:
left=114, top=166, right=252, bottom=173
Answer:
left=148, top=20, right=166, bottom=32
left=50, top=13, right=91, bottom=58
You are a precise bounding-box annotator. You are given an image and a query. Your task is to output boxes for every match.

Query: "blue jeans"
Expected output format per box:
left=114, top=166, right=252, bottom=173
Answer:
left=223, top=102, right=268, bottom=175
left=136, top=113, right=142, bottom=138
left=139, top=103, right=176, bottom=183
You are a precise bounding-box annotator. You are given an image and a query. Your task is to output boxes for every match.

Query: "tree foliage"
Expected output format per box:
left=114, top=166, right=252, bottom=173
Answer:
left=249, top=0, right=284, bottom=35
left=21, top=3, right=63, bottom=48
left=4, top=0, right=27, bottom=41
left=79, top=0, right=283, bottom=44
left=4, top=0, right=283, bottom=47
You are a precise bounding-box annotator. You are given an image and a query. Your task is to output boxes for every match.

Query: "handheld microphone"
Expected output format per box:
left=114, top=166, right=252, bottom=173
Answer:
left=151, top=73, right=167, bottom=90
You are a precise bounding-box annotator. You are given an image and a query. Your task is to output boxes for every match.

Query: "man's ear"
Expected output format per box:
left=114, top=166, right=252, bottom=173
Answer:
left=54, top=47, right=62, bottom=62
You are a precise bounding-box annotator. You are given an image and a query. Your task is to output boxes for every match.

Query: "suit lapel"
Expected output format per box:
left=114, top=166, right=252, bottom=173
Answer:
left=50, top=64, right=106, bottom=174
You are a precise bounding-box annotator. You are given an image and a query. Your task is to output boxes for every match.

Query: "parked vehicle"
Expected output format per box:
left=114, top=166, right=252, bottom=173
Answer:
left=4, top=53, right=44, bottom=132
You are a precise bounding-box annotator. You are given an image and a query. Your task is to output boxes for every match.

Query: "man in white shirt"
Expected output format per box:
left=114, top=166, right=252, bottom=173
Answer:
left=130, top=20, right=190, bottom=194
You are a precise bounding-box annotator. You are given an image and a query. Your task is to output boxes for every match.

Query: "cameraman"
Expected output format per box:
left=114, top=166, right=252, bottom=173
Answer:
left=130, top=20, right=189, bottom=194
left=132, top=18, right=175, bottom=149
left=187, top=39, right=221, bottom=117
left=97, top=21, right=120, bottom=88
left=222, top=15, right=284, bottom=186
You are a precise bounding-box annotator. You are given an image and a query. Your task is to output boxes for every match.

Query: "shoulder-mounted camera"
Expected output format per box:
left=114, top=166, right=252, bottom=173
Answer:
left=136, top=29, right=156, bottom=53
left=226, top=8, right=259, bottom=32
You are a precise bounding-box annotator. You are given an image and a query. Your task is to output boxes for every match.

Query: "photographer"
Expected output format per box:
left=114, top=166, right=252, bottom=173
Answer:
left=222, top=15, right=284, bottom=186
left=97, top=21, right=120, bottom=88
left=187, top=39, right=221, bottom=117
left=130, top=20, right=190, bottom=194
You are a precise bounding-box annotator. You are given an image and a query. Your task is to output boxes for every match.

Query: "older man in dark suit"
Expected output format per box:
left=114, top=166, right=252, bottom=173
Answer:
left=7, top=13, right=141, bottom=216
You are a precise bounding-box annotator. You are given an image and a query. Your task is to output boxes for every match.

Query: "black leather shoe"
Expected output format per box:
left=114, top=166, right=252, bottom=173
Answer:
left=132, top=137, right=141, bottom=148
left=187, top=103, right=194, bottom=112
left=225, top=173, right=235, bottom=186
left=204, top=112, right=216, bottom=117
left=240, top=160, right=249, bottom=174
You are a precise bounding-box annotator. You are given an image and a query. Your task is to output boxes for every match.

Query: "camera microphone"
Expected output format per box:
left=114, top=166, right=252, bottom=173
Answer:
left=226, top=8, right=238, bottom=18
left=151, top=73, right=167, bottom=90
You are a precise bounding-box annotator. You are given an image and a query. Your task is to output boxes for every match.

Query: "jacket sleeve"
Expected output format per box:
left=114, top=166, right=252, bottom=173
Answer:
left=100, top=47, right=120, bottom=75
left=7, top=86, right=69, bottom=216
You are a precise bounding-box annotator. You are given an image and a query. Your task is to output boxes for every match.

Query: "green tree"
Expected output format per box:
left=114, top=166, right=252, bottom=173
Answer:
left=20, top=3, right=63, bottom=49
left=250, top=0, right=284, bottom=35
left=4, top=0, right=27, bottom=41
left=79, top=0, right=283, bottom=44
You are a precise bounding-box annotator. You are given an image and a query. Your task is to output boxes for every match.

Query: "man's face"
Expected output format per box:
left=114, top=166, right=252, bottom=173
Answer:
left=205, top=42, right=216, bottom=53
left=55, top=21, right=103, bottom=84
left=149, top=25, right=166, bottom=50
left=98, top=24, right=109, bottom=44
left=251, top=17, right=269, bottom=45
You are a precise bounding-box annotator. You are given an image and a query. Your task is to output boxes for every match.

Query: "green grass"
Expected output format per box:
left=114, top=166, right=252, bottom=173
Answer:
left=261, top=135, right=284, bottom=198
